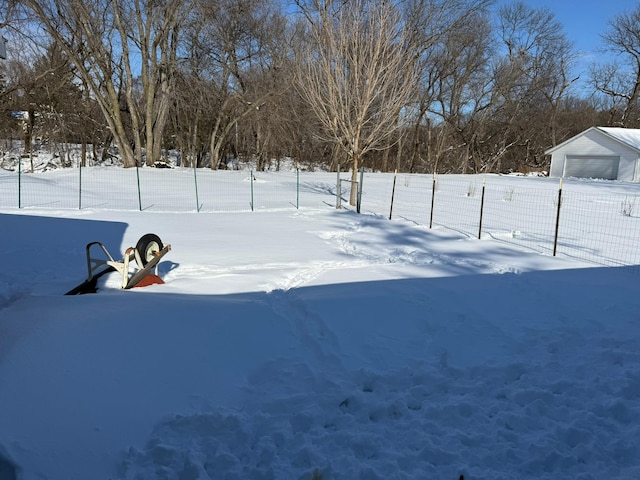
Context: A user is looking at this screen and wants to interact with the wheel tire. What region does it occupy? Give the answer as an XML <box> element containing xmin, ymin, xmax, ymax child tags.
<box><xmin>135</xmin><ymin>234</ymin><xmax>163</xmax><ymax>267</ymax></box>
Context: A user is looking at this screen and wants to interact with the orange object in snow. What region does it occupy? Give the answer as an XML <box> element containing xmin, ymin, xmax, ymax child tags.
<box><xmin>133</xmin><ymin>274</ymin><xmax>165</xmax><ymax>288</ymax></box>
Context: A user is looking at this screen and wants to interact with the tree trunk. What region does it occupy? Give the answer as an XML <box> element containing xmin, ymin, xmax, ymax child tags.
<box><xmin>349</xmin><ymin>152</ymin><xmax>359</xmax><ymax>206</ymax></box>
<box><xmin>210</xmin><ymin>130</ymin><xmax>225</xmax><ymax>170</ymax></box>
<box><xmin>147</xmin><ymin>68</ymin><xmax>173</xmax><ymax>165</ymax></box>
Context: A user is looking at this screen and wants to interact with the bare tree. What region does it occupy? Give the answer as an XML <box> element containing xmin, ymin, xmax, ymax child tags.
<box><xmin>112</xmin><ymin>0</ymin><xmax>190</xmax><ymax>165</ymax></box>
<box><xmin>19</xmin><ymin>0</ymin><xmax>191</xmax><ymax>167</ymax></box>
<box><xmin>375</xmin><ymin>0</ymin><xmax>492</xmax><ymax>174</ymax></box>
<box><xmin>480</xmin><ymin>1</ymin><xmax>575</xmax><ymax>172</ymax></box>
<box><xmin>187</xmin><ymin>0</ymin><xmax>280</xmax><ymax>169</ymax></box>
<box><xmin>29</xmin><ymin>42</ymin><xmax>89</xmax><ymax>161</ymax></box>
<box><xmin>296</xmin><ymin>0</ymin><xmax>418</xmax><ymax>204</ymax></box>
<box><xmin>170</xmin><ymin>72</ymin><xmax>214</xmax><ymax>167</ymax></box>
<box><xmin>423</xmin><ymin>9</ymin><xmax>494</xmax><ymax>173</ymax></box>
<box><xmin>592</xmin><ymin>4</ymin><xmax>640</xmax><ymax>127</ymax></box>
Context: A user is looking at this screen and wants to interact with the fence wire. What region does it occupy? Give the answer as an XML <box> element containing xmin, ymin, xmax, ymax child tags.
<box><xmin>358</xmin><ymin>172</ymin><xmax>640</xmax><ymax>268</ymax></box>
<box><xmin>2</xmin><ymin>167</ymin><xmax>639</xmax><ymax>268</ymax></box>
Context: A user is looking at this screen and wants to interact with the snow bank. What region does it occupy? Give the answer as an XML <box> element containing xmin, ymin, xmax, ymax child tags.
<box><xmin>1</xmin><ymin>192</ymin><xmax>639</xmax><ymax>479</ymax></box>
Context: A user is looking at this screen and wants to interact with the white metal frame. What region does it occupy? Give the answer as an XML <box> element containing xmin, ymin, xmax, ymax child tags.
<box><xmin>85</xmin><ymin>241</ymin><xmax>171</xmax><ymax>289</ymax></box>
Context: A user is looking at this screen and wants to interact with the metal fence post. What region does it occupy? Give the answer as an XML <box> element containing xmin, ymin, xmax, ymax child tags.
<box><xmin>193</xmin><ymin>164</ymin><xmax>200</xmax><ymax>212</ymax></box>
<box><xmin>136</xmin><ymin>166</ymin><xmax>142</xmax><ymax>211</ymax></box>
<box><xmin>478</xmin><ymin>176</ymin><xmax>486</xmax><ymax>239</ymax></box>
<box><xmin>250</xmin><ymin>169</ymin><xmax>254</xmax><ymax>211</ymax></box>
<box><xmin>336</xmin><ymin>164</ymin><xmax>341</xmax><ymax>209</ymax></box>
<box><xmin>429</xmin><ymin>172</ymin><xmax>436</xmax><ymax>228</ymax></box>
<box><xmin>389</xmin><ymin>169</ymin><xmax>397</xmax><ymax>220</ymax></box>
<box><xmin>18</xmin><ymin>157</ymin><xmax>22</xmax><ymax>208</ymax></box>
<box><xmin>79</xmin><ymin>162</ymin><xmax>82</xmax><ymax>210</ymax></box>
<box><xmin>553</xmin><ymin>178</ymin><xmax>563</xmax><ymax>256</ymax></box>
<box><xmin>357</xmin><ymin>166</ymin><xmax>364</xmax><ymax>213</ymax></box>
<box><xmin>296</xmin><ymin>168</ymin><xmax>300</xmax><ymax>209</ymax></box>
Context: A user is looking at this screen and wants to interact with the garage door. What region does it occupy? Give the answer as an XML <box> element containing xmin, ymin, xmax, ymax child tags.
<box><xmin>564</xmin><ymin>155</ymin><xmax>620</xmax><ymax>180</ymax></box>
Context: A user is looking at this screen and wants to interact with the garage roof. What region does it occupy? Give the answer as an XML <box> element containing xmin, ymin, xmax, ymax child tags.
<box><xmin>545</xmin><ymin>127</ymin><xmax>640</xmax><ymax>155</ymax></box>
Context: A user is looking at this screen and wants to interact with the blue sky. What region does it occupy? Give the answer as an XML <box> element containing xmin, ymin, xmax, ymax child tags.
<box><xmin>502</xmin><ymin>0</ymin><xmax>634</xmax><ymax>55</ymax></box>
<box><xmin>496</xmin><ymin>0</ymin><xmax>637</xmax><ymax>92</ymax></box>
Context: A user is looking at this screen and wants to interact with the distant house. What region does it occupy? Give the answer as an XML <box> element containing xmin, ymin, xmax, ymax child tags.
<box><xmin>546</xmin><ymin>127</ymin><xmax>640</xmax><ymax>182</ymax></box>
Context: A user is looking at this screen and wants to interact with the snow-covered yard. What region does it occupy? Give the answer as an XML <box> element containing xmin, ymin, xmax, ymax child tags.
<box><xmin>1</xmin><ymin>170</ymin><xmax>639</xmax><ymax>479</ymax></box>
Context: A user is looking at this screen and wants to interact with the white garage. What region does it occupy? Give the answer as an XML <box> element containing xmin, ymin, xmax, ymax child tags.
<box><xmin>546</xmin><ymin>127</ymin><xmax>640</xmax><ymax>182</ymax></box>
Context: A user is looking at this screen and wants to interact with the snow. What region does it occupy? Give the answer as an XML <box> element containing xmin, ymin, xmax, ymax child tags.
<box><xmin>1</xmin><ymin>170</ymin><xmax>640</xmax><ymax>480</ymax></box>
<box><xmin>598</xmin><ymin>127</ymin><xmax>640</xmax><ymax>153</ymax></box>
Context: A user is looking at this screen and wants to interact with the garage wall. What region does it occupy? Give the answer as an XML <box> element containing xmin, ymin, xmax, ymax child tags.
<box><xmin>549</xmin><ymin>128</ymin><xmax>640</xmax><ymax>181</ymax></box>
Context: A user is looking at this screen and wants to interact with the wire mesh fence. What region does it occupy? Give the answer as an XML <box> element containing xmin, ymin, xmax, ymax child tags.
<box><xmin>0</xmin><ymin>166</ymin><xmax>336</xmax><ymax>212</ymax></box>
<box><xmin>2</xmin><ymin>165</ymin><xmax>640</xmax><ymax>268</ymax></box>
<box><xmin>359</xmin><ymin>171</ymin><xmax>640</xmax><ymax>268</ymax></box>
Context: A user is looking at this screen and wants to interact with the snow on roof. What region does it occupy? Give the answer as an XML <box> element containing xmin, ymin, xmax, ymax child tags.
<box><xmin>597</xmin><ymin>127</ymin><xmax>640</xmax><ymax>152</ymax></box>
<box><xmin>545</xmin><ymin>126</ymin><xmax>640</xmax><ymax>155</ymax></box>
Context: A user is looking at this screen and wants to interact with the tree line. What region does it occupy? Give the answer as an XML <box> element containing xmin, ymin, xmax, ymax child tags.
<box><xmin>1</xmin><ymin>0</ymin><xmax>639</xmax><ymax>186</ymax></box>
